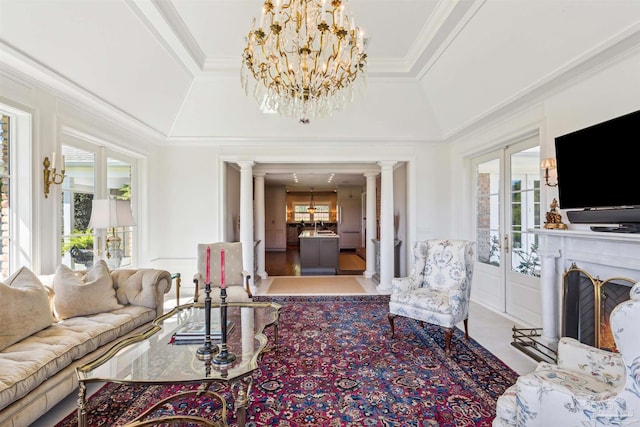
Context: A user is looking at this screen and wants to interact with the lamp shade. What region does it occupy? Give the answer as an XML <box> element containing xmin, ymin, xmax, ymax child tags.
<box><xmin>88</xmin><ymin>199</ymin><xmax>136</xmax><ymax>229</ymax></box>
<box><xmin>540</xmin><ymin>158</ymin><xmax>556</xmax><ymax>170</ymax></box>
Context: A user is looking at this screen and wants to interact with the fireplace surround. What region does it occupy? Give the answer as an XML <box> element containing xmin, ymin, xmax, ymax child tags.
<box><xmin>514</xmin><ymin>228</ymin><xmax>640</xmax><ymax>362</ymax></box>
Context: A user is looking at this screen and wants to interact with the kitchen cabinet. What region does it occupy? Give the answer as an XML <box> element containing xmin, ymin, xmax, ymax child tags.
<box><xmin>337</xmin><ymin>186</ymin><xmax>362</xmax><ymax>249</ymax></box>
<box><xmin>265</xmin><ymin>186</ymin><xmax>286</xmax><ymax>250</ymax></box>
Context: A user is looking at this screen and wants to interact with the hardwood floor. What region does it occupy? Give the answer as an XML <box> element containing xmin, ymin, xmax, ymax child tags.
<box><xmin>265</xmin><ymin>246</ymin><xmax>366</xmax><ymax>276</ymax></box>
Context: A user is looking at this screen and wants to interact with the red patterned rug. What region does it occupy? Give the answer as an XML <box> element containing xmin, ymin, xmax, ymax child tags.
<box><xmin>54</xmin><ymin>295</ymin><xmax>518</xmax><ymax>426</ymax></box>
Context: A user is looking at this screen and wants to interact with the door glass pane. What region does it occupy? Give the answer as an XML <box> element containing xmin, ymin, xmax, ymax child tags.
<box><xmin>510</xmin><ymin>147</ymin><xmax>541</xmax><ymax>277</ymax></box>
<box><xmin>107</xmin><ymin>157</ymin><xmax>133</xmax><ymax>268</ymax></box>
<box><xmin>0</xmin><ymin>115</ymin><xmax>10</xmax><ymax>277</ymax></box>
<box><xmin>61</xmin><ymin>145</ymin><xmax>95</xmax><ymax>269</ymax></box>
<box><xmin>476</xmin><ymin>158</ymin><xmax>500</xmax><ymax>266</ymax></box>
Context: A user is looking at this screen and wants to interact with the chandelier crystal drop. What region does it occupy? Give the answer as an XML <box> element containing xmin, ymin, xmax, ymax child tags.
<box><xmin>241</xmin><ymin>0</ymin><xmax>368</xmax><ymax>124</ymax></box>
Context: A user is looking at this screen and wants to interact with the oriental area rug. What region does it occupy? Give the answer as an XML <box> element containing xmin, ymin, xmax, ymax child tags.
<box><xmin>54</xmin><ymin>296</ymin><xmax>518</xmax><ymax>427</ymax></box>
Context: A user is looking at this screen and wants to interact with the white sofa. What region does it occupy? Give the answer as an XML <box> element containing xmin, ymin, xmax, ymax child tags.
<box><xmin>0</xmin><ymin>261</ymin><xmax>173</xmax><ymax>427</ymax></box>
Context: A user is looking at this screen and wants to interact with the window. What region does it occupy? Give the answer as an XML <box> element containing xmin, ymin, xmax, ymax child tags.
<box><xmin>61</xmin><ymin>146</ymin><xmax>95</xmax><ymax>270</ymax></box>
<box><xmin>107</xmin><ymin>157</ymin><xmax>133</xmax><ymax>267</ymax></box>
<box><xmin>60</xmin><ymin>141</ymin><xmax>137</xmax><ymax>270</ymax></box>
<box><xmin>312</xmin><ymin>204</ymin><xmax>330</xmax><ymax>222</ymax></box>
<box><xmin>293</xmin><ymin>203</ymin><xmax>330</xmax><ymax>222</ymax></box>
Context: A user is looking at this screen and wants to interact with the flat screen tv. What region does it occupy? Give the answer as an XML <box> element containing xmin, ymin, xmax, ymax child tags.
<box><xmin>555</xmin><ymin>109</ymin><xmax>640</xmax><ymax>211</ymax></box>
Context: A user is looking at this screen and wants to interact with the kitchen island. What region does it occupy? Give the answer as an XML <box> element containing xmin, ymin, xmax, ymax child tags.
<box><xmin>298</xmin><ymin>230</ymin><xmax>339</xmax><ymax>275</ymax></box>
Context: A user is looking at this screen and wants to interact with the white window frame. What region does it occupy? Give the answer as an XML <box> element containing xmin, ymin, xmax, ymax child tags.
<box><xmin>59</xmin><ymin>127</ymin><xmax>140</xmax><ymax>268</ymax></box>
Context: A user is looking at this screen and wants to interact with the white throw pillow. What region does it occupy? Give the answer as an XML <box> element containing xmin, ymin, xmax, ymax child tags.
<box><xmin>53</xmin><ymin>260</ymin><xmax>123</xmax><ymax>319</ymax></box>
<box><xmin>0</xmin><ymin>267</ymin><xmax>55</xmax><ymax>351</ymax></box>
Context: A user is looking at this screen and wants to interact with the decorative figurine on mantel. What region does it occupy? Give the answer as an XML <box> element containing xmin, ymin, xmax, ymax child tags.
<box><xmin>544</xmin><ymin>198</ymin><xmax>568</xmax><ymax>230</ymax></box>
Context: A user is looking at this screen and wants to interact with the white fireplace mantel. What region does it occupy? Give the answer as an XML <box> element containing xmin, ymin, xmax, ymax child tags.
<box><xmin>533</xmin><ymin>228</ymin><xmax>640</xmax><ymax>342</ymax></box>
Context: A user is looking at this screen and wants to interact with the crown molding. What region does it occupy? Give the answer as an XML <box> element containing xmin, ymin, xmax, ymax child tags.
<box><xmin>146</xmin><ymin>0</ymin><xmax>206</xmax><ymax>70</ymax></box>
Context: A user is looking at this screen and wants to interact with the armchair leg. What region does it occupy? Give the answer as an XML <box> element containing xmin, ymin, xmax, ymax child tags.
<box><xmin>444</xmin><ymin>328</ymin><xmax>453</xmax><ymax>354</ymax></box>
<box><xmin>463</xmin><ymin>318</ymin><xmax>469</xmax><ymax>340</ymax></box>
<box><xmin>388</xmin><ymin>313</ymin><xmax>396</xmax><ymax>338</ymax></box>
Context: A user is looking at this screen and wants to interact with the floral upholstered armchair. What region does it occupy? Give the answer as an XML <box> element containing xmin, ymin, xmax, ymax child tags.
<box><xmin>388</xmin><ymin>239</ymin><xmax>475</xmax><ymax>354</ymax></box>
<box><xmin>493</xmin><ymin>282</ymin><xmax>640</xmax><ymax>426</ymax></box>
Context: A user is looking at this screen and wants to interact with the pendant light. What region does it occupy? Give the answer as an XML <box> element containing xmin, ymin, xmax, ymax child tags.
<box><xmin>307</xmin><ymin>188</ymin><xmax>316</xmax><ymax>214</ymax></box>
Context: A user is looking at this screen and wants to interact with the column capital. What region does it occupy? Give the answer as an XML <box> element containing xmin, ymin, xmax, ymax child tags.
<box><xmin>377</xmin><ymin>160</ymin><xmax>397</xmax><ymax>170</ymax></box>
<box><xmin>236</xmin><ymin>160</ymin><xmax>255</xmax><ymax>170</ymax></box>
<box><xmin>254</xmin><ymin>172</ymin><xmax>266</xmax><ymax>178</ymax></box>
<box><xmin>364</xmin><ymin>172</ymin><xmax>379</xmax><ymax>179</ymax></box>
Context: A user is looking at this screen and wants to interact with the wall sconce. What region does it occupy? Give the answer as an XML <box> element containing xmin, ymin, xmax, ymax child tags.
<box><xmin>540</xmin><ymin>157</ymin><xmax>558</xmax><ymax>187</ymax></box>
<box><xmin>43</xmin><ymin>152</ymin><xmax>65</xmax><ymax>198</ymax></box>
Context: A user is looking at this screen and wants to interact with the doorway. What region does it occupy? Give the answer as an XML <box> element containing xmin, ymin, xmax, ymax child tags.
<box><xmin>471</xmin><ymin>135</ymin><xmax>542</xmax><ymax>326</ymax></box>
<box><xmin>265</xmin><ymin>249</ymin><xmax>366</xmax><ymax>276</ymax></box>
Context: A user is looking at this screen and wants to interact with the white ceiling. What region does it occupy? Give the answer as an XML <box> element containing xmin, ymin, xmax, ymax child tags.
<box><xmin>1</xmin><ymin>0</ymin><xmax>640</xmax><ymax>188</ymax></box>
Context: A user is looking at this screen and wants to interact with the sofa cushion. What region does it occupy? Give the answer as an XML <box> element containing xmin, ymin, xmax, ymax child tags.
<box><xmin>53</xmin><ymin>260</ymin><xmax>123</xmax><ymax>319</ymax></box>
<box><xmin>0</xmin><ymin>305</ymin><xmax>156</xmax><ymax>413</ymax></box>
<box><xmin>0</xmin><ymin>267</ymin><xmax>55</xmax><ymax>352</ymax></box>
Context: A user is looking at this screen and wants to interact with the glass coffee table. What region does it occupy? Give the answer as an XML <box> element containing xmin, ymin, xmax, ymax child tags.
<box><xmin>76</xmin><ymin>301</ymin><xmax>281</xmax><ymax>427</ymax></box>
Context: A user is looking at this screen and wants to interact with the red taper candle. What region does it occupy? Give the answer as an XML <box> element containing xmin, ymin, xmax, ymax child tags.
<box><xmin>205</xmin><ymin>246</ymin><xmax>211</xmax><ymax>283</ymax></box>
<box><xmin>221</xmin><ymin>249</ymin><xmax>225</xmax><ymax>289</ymax></box>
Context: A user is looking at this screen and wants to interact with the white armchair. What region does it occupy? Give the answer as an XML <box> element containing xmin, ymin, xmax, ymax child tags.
<box><xmin>388</xmin><ymin>239</ymin><xmax>475</xmax><ymax>354</ymax></box>
<box><xmin>493</xmin><ymin>282</ymin><xmax>640</xmax><ymax>426</ymax></box>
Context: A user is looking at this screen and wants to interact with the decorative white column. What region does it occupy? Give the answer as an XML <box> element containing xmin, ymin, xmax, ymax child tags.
<box><xmin>237</xmin><ymin>161</ymin><xmax>255</xmax><ymax>291</ymax></box>
<box><xmin>254</xmin><ymin>172</ymin><xmax>267</xmax><ymax>280</ymax></box>
<box><xmin>364</xmin><ymin>172</ymin><xmax>378</xmax><ymax>278</ymax></box>
<box><xmin>539</xmin><ymin>247</ymin><xmax>561</xmax><ymax>341</ymax></box>
<box><xmin>378</xmin><ymin>161</ymin><xmax>396</xmax><ymax>291</ymax></box>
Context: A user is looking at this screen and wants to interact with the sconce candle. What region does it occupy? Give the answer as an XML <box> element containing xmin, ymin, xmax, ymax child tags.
<box><xmin>205</xmin><ymin>246</ymin><xmax>211</xmax><ymax>283</ymax></box>
<box><xmin>220</xmin><ymin>249</ymin><xmax>225</xmax><ymax>289</ymax></box>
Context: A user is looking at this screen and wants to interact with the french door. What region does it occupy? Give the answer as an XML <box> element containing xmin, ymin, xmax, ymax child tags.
<box><xmin>472</xmin><ymin>135</ymin><xmax>542</xmax><ymax>326</ymax></box>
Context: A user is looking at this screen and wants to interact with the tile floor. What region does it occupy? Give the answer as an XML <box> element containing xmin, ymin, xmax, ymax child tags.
<box><xmin>30</xmin><ymin>276</ymin><xmax>538</xmax><ymax>426</ymax></box>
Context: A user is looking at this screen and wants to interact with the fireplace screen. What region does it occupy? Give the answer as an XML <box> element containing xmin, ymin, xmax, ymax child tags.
<box><xmin>562</xmin><ymin>263</ymin><xmax>635</xmax><ymax>352</ymax></box>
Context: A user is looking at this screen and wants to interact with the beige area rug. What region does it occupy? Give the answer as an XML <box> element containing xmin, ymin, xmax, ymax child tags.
<box><xmin>266</xmin><ymin>276</ymin><xmax>366</xmax><ymax>295</ymax></box>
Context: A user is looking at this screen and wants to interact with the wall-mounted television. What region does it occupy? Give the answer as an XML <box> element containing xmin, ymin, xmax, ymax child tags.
<box><xmin>554</xmin><ymin>109</ymin><xmax>640</xmax><ymax>229</ymax></box>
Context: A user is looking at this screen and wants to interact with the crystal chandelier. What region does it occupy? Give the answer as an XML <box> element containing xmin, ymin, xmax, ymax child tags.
<box><xmin>241</xmin><ymin>0</ymin><xmax>367</xmax><ymax>124</ymax></box>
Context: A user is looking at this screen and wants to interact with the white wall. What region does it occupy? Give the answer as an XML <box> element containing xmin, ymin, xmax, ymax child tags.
<box><xmin>150</xmin><ymin>141</ymin><xmax>452</xmax><ymax>281</ymax></box>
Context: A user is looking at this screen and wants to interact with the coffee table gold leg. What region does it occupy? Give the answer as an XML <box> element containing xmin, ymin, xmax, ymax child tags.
<box><xmin>77</xmin><ymin>381</ymin><xmax>87</xmax><ymax>427</ymax></box>
<box><xmin>231</xmin><ymin>376</ymin><xmax>253</xmax><ymax>427</ymax></box>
